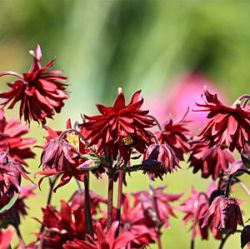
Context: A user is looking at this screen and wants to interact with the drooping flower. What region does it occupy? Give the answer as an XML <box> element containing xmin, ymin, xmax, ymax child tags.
<box><xmin>202</xmin><ymin>196</ymin><xmax>243</xmax><ymax>234</ymax></box>
<box><xmin>196</xmin><ymin>88</ymin><xmax>250</xmax><ymax>152</ymax></box>
<box><xmin>39</xmin><ymin>200</ymin><xmax>85</xmax><ymax>248</ymax></box>
<box><xmin>157</xmin><ymin>118</ymin><xmax>191</xmax><ymax>161</ymax></box>
<box><xmin>189</xmin><ymin>140</ymin><xmax>235</xmax><ymax>180</ymax></box>
<box><xmin>0</xmin><ymin>109</ymin><xmax>36</xmax><ymax>165</ymax></box>
<box><xmin>82</xmin><ymin>89</ymin><xmax>155</xmax><ymax>161</ymax></box>
<box><xmin>0</xmin><ymin>185</ymin><xmax>36</xmax><ymax>227</ymax></box>
<box><xmin>143</xmin><ymin>144</ymin><xmax>179</xmax><ymax>179</ymax></box>
<box><xmin>178</xmin><ymin>182</ymin><xmax>220</xmax><ymax>240</ymax></box>
<box><xmin>0</xmin><ymin>151</ymin><xmax>27</xmax><ymax>209</ymax></box>
<box><xmin>81</xmin><ymin>222</ymin><xmax>135</xmax><ymax>249</ymax></box>
<box><xmin>133</xmin><ymin>186</ymin><xmax>182</xmax><ymax>228</ymax></box>
<box><xmin>38</xmin><ymin>120</ymin><xmax>93</xmax><ymax>191</ymax></box>
<box><xmin>0</xmin><ymin>228</ymin><xmax>14</xmax><ymax>249</ymax></box>
<box><xmin>0</xmin><ymin>44</ymin><xmax>68</xmax><ymax>124</ymax></box>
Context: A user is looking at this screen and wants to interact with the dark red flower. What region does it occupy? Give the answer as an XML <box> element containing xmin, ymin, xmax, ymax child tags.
<box><xmin>189</xmin><ymin>140</ymin><xmax>235</xmax><ymax>180</ymax></box>
<box><xmin>82</xmin><ymin>89</ymin><xmax>155</xmax><ymax>161</ymax></box>
<box><xmin>133</xmin><ymin>186</ymin><xmax>182</xmax><ymax>228</ymax></box>
<box><xmin>119</xmin><ymin>194</ymin><xmax>156</xmax><ymax>248</ymax></box>
<box><xmin>143</xmin><ymin>144</ymin><xmax>179</xmax><ymax>179</ymax></box>
<box><xmin>0</xmin><ymin>151</ymin><xmax>27</xmax><ymax>209</ymax></box>
<box><xmin>0</xmin><ymin>44</ymin><xmax>68</xmax><ymax>124</ymax></box>
<box><xmin>0</xmin><ymin>185</ymin><xmax>36</xmax><ymax>227</ymax></box>
<box><xmin>202</xmin><ymin>196</ymin><xmax>243</xmax><ymax>234</ymax></box>
<box><xmin>81</xmin><ymin>222</ymin><xmax>135</xmax><ymax>249</ymax></box>
<box><xmin>0</xmin><ymin>228</ymin><xmax>13</xmax><ymax>249</ymax></box>
<box><xmin>0</xmin><ymin>110</ymin><xmax>36</xmax><ymax>165</ymax></box>
<box><xmin>157</xmin><ymin>118</ymin><xmax>191</xmax><ymax>160</ymax></box>
<box><xmin>38</xmin><ymin>121</ymin><xmax>93</xmax><ymax>191</ymax></box>
<box><xmin>196</xmin><ymin>89</ymin><xmax>250</xmax><ymax>152</ymax></box>
<box><xmin>178</xmin><ymin>182</ymin><xmax>220</xmax><ymax>240</ymax></box>
<box><xmin>40</xmin><ymin>200</ymin><xmax>85</xmax><ymax>248</ymax></box>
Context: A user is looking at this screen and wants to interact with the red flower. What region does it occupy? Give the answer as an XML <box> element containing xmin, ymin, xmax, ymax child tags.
<box><xmin>196</xmin><ymin>89</ymin><xmax>250</xmax><ymax>152</ymax></box>
<box><xmin>0</xmin><ymin>151</ymin><xmax>27</xmax><ymax>209</ymax></box>
<box><xmin>81</xmin><ymin>222</ymin><xmax>135</xmax><ymax>249</ymax></box>
<box><xmin>189</xmin><ymin>140</ymin><xmax>235</xmax><ymax>180</ymax></box>
<box><xmin>38</xmin><ymin>121</ymin><xmax>92</xmax><ymax>191</ymax></box>
<box><xmin>0</xmin><ymin>228</ymin><xmax>13</xmax><ymax>249</ymax></box>
<box><xmin>82</xmin><ymin>89</ymin><xmax>155</xmax><ymax>161</ymax></box>
<box><xmin>40</xmin><ymin>200</ymin><xmax>85</xmax><ymax>248</ymax></box>
<box><xmin>120</xmin><ymin>194</ymin><xmax>156</xmax><ymax>248</ymax></box>
<box><xmin>0</xmin><ymin>44</ymin><xmax>68</xmax><ymax>124</ymax></box>
<box><xmin>0</xmin><ymin>185</ymin><xmax>36</xmax><ymax>227</ymax></box>
<box><xmin>133</xmin><ymin>186</ymin><xmax>182</xmax><ymax>228</ymax></box>
<box><xmin>0</xmin><ymin>110</ymin><xmax>36</xmax><ymax>165</ymax></box>
<box><xmin>178</xmin><ymin>182</ymin><xmax>220</xmax><ymax>240</ymax></box>
<box><xmin>143</xmin><ymin>144</ymin><xmax>179</xmax><ymax>179</ymax></box>
<box><xmin>202</xmin><ymin>196</ymin><xmax>243</xmax><ymax>234</ymax></box>
<box><xmin>157</xmin><ymin>118</ymin><xmax>191</xmax><ymax>161</ymax></box>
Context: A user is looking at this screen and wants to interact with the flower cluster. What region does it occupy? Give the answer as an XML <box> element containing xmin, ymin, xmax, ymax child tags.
<box><xmin>0</xmin><ymin>45</ymin><xmax>249</xmax><ymax>249</ymax></box>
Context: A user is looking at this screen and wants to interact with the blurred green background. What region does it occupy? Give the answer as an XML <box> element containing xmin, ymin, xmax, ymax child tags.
<box><xmin>0</xmin><ymin>1</ymin><xmax>250</xmax><ymax>248</ymax></box>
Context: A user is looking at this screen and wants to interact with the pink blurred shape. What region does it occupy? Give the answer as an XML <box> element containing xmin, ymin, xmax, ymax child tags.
<box><xmin>145</xmin><ymin>72</ymin><xmax>226</xmax><ymax>134</ymax></box>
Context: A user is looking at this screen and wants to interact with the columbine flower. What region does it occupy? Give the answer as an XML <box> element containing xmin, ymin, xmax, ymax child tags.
<box><xmin>196</xmin><ymin>88</ymin><xmax>250</xmax><ymax>152</ymax></box>
<box><xmin>81</xmin><ymin>222</ymin><xmax>135</xmax><ymax>249</ymax></box>
<box><xmin>120</xmin><ymin>194</ymin><xmax>157</xmax><ymax>248</ymax></box>
<box><xmin>0</xmin><ymin>110</ymin><xmax>36</xmax><ymax>165</ymax></box>
<box><xmin>82</xmin><ymin>89</ymin><xmax>155</xmax><ymax>161</ymax></box>
<box><xmin>178</xmin><ymin>182</ymin><xmax>221</xmax><ymax>240</ymax></box>
<box><xmin>202</xmin><ymin>196</ymin><xmax>243</xmax><ymax>234</ymax></box>
<box><xmin>39</xmin><ymin>200</ymin><xmax>85</xmax><ymax>248</ymax></box>
<box><xmin>143</xmin><ymin>144</ymin><xmax>179</xmax><ymax>179</ymax></box>
<box><xmin>133</xmin><ymin>186</ymin><xmax>182</xmax><ymax>228</ymax></box>
<box><xmin>157</xmin><ymin>118</ymin><xmax>191</xmax><ymax>161</ymax></box>
<box><xmin>189</xmin><ymin>140</ymin><xmax>235</xmax><ymax>180</ymax></box>
<box><xmin>0</xmin><ymin>151</ymin><xmax>26</xmax><ymax>209</ymax></box>
<box><xmin>0</xmin><ymin>185</ymin><xmax>36</xmax><ymax>227</ymax></box>
<box><xmin>0</xmin><ymin>44</ymin><xmax>68</xmax><ymax>124</ymax></box>
<box><xmin>38</xmin><ymin>120</ymin><xmax>93</xmax><ymax>191</ymax></box>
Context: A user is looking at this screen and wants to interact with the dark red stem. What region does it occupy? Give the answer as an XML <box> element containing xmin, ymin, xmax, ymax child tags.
<box><xmin>84</xmin><ymin>172</ymin><xmax>94</xmax><ymax>236</ymax></box>
<box><xmin>115</xmin><ymin>171</ymin><xmax>124</xmax><ymax>236</ymax></box>
<box><xmin>107</xmin><ymin>172</ymin><xmax>114</xmax><ymax>229</ymax></box>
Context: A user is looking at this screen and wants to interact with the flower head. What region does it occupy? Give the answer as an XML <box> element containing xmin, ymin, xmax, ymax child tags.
<box><xmin>133</xmin><ymin>186</ymin><xmax>182</xmax><ymax>228</ymax></box>
<box><xmin>40</xmin><ymin>200</ymin><xmax>85</xmax><ymax>248</ymax></box>
<box><xmin>143</xmin><ymin>144</ymin><xmax>179</xmax><ymax>179</ymax></box>
<box><xmin>202</xmin><ymin>196</ymin><xmax>243</xmax><ymax>234</ymax></box>
<box><xmin>82</xmin><ymin>89</ymin><xmax>155</xmax><ymax>161</ymax></box>
<box><xmin>0</xmin><ymin>110</ymin><xmax>36</xmax><ymax>165</ymax></box>
<box><xmin>197</xmin><ymin>89</ymin><xmax>250</xmax><ymax>152</ymax></box>
<box><xmin>0</xmin><ymin>45</ymin><xmax>68</xmax><ymax>124</ymax></box>
<box><xmin>157</xmin><ymin>118</ymin><xmax>191</xmax><ymax>161</ymax></box>
<box><xmin>178</xmin><ymin>182</ymin><xmax>221</xmax><ymax>240</ymax></box>
<box><xmin>0</xmin><ymin>151</ymin><xmax>26</xmax><ymax>208</ymax></box>
<box><xmin>189</xmin><ymin>140</ymin><xmax>235</xmax><ymax>180</ymax></box>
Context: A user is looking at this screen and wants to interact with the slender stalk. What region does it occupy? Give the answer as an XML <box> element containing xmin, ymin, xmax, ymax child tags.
<box><xmin>147</xmin><ymin>115</ymin><xmax>162</xmax><ymax>131</ymax></box>
<box><xmin>190</xmin><ymin>239</ymin><xmax>195</xmax><ymax>249</ymax></box>
<box><xmin>115</xmin><ymin>171</ymin><xmax>125</xmax><ymax>237</ymax></box>
<box><xmin>107</xmin><ymin>172</ymin><xmax>114</xmax><ymax>229</ymax></box>
<box><xmin>156</xmin><ymin>231</ymin><xmax>163</xmax><ymax>249</ymax></box>
<box><xmin>218</xmin><ymin>234</ymin><xmax>230</xmax><ymax>249</ymax></box>
<box><xmin>83</xmin><ymin>172</ymin><xmax>94</xmax><ymax>236</ymax></box>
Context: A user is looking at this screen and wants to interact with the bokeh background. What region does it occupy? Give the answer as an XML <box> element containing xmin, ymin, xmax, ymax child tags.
<box><xmin>0</xmin><ymin>1</ymin><xmax>250</xmax><ymax>248</ymax></box>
